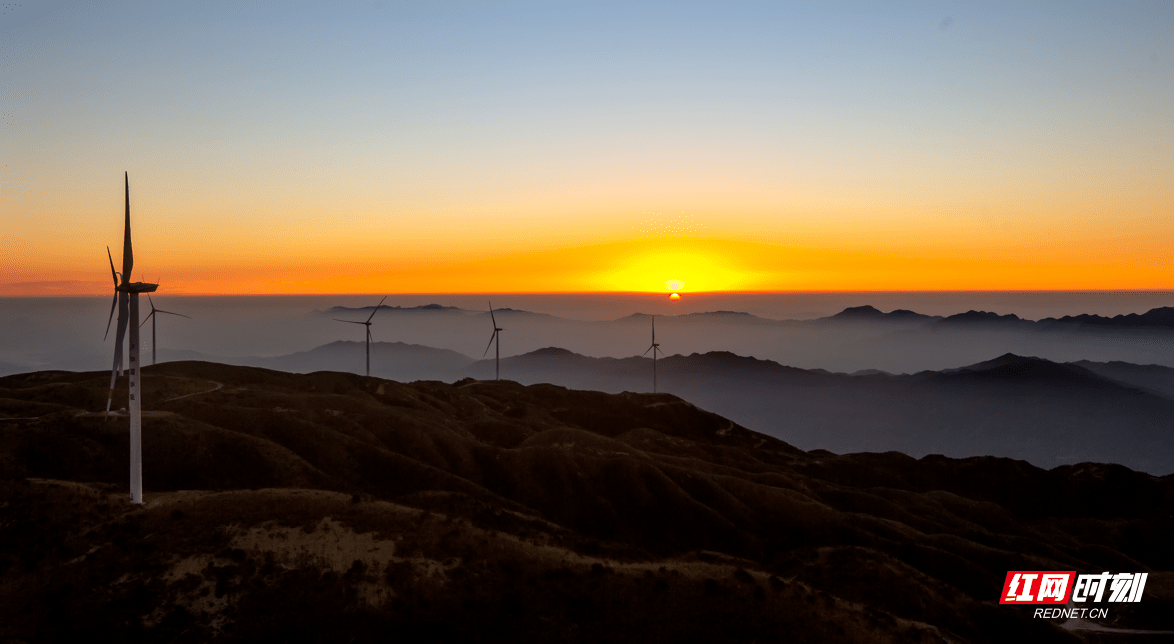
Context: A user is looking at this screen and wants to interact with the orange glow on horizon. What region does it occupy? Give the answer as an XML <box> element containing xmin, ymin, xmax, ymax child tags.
<box><xmin>3</xmin><ymin>235</ymin><xmax>1172</xmax><ymax>296</ymax></box>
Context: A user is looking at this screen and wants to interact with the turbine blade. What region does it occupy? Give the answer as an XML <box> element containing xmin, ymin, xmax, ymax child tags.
<box><xmin>115</xmin><ymin>291</ymin><xmax>129</xmax><ymax>344</ymax></box>
<box><xmin>488</xmin><ymin>301</ymin><xmax>496</xmax><ymax>327</ymax></box>
<box><xmin>156</xmin><ymin>310</ymin><xmax>190</xmax><ymax>319</ymax></box>
<box><xmin>366</xmin><ymin>295</ymin><xmax>387</xmax><ymax>323</ymax></box>
<box><xmin>107</xmin><ymin>247</ymin><xmax>119</xmax><ymax>286</ymax></box>
<box><xmin>642</xmin><ymin>345</ymin><xmax>654</xmax><ymax>357</ymax></box>
<box><xmin>483</xmin><ymin>331</ymin><xmax>497</xmax><ymax>356</ymax></box>
<box><xmin>111</xmin><ymin>291</ymin><xmax>129</xmax><ymax>379</ymax></box>
<box><xmin>103</xmin><ymin>293</ymin><xmax>118</xmax><ymax>340</ymax></box>
<box><xmin>140</xmin><ymin>310</ymin><xmax>155</xmax><ymax>327</ymax></box>
<box><xmin>334</xmin><ymin>319</ymin><xmax>367</xmax><ymax>325</ymax></box>
<box><xmin>122</xmin><ymin>172</ymin><xmax>133</xmax><ymax>280</ymax></box>
<box><xmin>147</xmin><ymin>293</ymin><xmax>155</xmax><ymax>312</ymax></box>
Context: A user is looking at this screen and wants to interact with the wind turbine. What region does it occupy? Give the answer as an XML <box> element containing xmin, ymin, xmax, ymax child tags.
<box><xmin>642</xmin><ymin>314</ymin><xmax>664</xmax><ymax>393</ymax></box>
<box><xmin>140</xmin><ymin>294</ymin><xmax>190</xmax><ymax>366</ymax></box>
<box><xmin>483</xmin><ymin>301</ymin><xmax>503</xmax><ymax>380</ymax></box>
<box><xmin>334</xmin><ymin>296</ymin><xmax>386</xmax><ymax>377</ymax></box>
<box><xmin>103</xmin><ymin>172</ymin><xmax>157</xmax><ymax>505</ymax></box>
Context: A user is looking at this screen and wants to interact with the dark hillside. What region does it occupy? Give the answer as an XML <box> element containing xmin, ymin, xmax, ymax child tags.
<box><xmin>1</xmin><ymin>362</ymin><xmax>1171</xmax><ymax>642</ymax></box>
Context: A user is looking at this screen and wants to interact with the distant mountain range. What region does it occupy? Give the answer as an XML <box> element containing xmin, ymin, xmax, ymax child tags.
<box><xmin>462</xmin><ymin>349</ymin><xmax>1174</xmax><ymax>475</ymax></box>
<box><xmin>825</xmin><ymin>304</ymin><xmax>1174</xmax><ymax>330</ymax></box>
<box><xmin>241</xmin><ymin>340</ymin><xmax>474</xmax><ymax>382</ymax></box>
<box><xmin>327</xmin><ymin>303</ymin><xmax>558</xmax><ymax>319</ymax></box>
<box><xmin>6</xmin><ymin>302</ymin><xmax>1171</xmax><ymax>380</ymax></box>
<box><xmin>3</xmin><ymin>303</ymin><xmax>1172</xmax><ymax>473</ymax></box>
<box><xmin>124</xmin><ymin>338</ymin><xmax>1174</xmax><ymax>475</ymax></box>
<box><xmin>327</xmin><ymin>301</ymin><xmax>1174</xmax><ymax>330</ymax></box>
<box><xmin>326</xmin><ymin>303</ymin><xmax>466</xmax><ymax>314</ymax></box>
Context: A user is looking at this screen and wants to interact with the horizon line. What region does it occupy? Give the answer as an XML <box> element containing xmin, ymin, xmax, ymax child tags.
<box><xmin>6</xmin><ymin>288</ymin><xmax>1174</xmax><ymax>298</ymax></box>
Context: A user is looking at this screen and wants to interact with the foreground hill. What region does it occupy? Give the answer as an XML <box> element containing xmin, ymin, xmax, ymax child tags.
<box><xmin>1</xmin><ymin>362</ymin><xmax>1172</xmax><ymax>642</ymax></box>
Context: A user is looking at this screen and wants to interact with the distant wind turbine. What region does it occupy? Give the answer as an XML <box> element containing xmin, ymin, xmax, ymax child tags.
<box><xmin>140</xmin><ymin>294</ymin><xmax>190</xmax><ymax>366</ymax></box>
<box><xmin>642</xmin><ymin>314</ymin><xmax>664</xmax><ymax>393</ymax></box>
<box><xmin>334</xmin><ymin>296</ymin><xmax>386</xmax><ymax>377</ymax></box>
<box><xmin>484</xmin><ymin>301</ymin><xmax>503</xmax><ymax>380</ymax></box>
<box><xmin>103</xmin><ymin>172</ymin><xmax>158</xmax><ymax>505</ymax></box>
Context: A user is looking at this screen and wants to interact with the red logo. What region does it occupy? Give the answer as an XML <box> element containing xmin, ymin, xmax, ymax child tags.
<box><xmin>999</xmin><ymin>571</ymin><xmax>1076</xmax><ymax>604</ymax></box>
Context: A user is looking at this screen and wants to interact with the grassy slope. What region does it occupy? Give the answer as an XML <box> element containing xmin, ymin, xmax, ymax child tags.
<box><xmin>1</xmin><ymin>362</ymin><xmax>1171</xmax><ymax>643</ymax></box>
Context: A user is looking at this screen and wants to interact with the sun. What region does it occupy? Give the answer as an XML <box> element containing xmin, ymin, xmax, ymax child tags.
<box><xmin>669</xmin><ymin>293</ymin><xmax>681</xmax><ymax>300</ymax></box>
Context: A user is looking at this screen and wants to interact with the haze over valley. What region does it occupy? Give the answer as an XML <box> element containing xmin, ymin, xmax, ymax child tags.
<box><xmin>6</xmin><ymin>293</ymin><xmax>1174</xmax><ymax>375</ymax></box>
<box><xmin>4</xmin><ymin>294</ymin><xmax>1173</xmax><ymax>474</ymax></box>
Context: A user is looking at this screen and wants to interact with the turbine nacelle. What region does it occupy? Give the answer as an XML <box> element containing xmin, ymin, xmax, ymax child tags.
<box><xmin>140</xmin><ymin>294</ymin><xmax>191</xmax><ymax>367</ymax></box>
<box><xmin>141</xmin><ymin>294</ymin><xmax>191</xmax><ymax>327</ymax></box>
<box><xmin>484</xmin><ymin>302</ymin><xmax>504</xmax><ymax>379</ymax></box>
<box><xmin>333</xmin><ymin>296</ymin><xmax>387</xmax><ymax>377</ymax></box>
<box><xmin>642</xmin><ymin>314</ymin><xmax>664</xmax><ymax>393</ymax></box>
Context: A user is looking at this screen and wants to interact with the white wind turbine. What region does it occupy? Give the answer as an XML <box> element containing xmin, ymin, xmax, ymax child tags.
<box><xmin>103</xmin><ymin>172</ymin><xmax>157</xmax><ymax>505</ymax></box>
<box><xmin>334</xmin><ymin>295</ymin><xmax>387</xmax><ymax>377</ymax></box>
<box><xmin>483</xmin><ymin>301</ymin><xmax>503</xmax><ymax>380</ymax></box>
<box><xmin>140</xmin><ymin>294</ymin><xmax>190</xmax><ymax>366</ymax></box>
<box><xmin>642</xmin><ymin>314</ymin><xmax>664</xmax><ymax>393</ymax></box>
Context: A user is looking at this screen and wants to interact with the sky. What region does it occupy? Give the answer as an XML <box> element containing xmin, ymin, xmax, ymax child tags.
<box><xmin>1</xmin><ymin>0</ymin><xmax>1172</xmax><ymax>295</ymax></box>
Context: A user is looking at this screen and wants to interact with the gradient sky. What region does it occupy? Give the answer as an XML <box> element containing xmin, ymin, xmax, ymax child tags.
<box><xmin>2</xmin><ymin>0</ymin><xmax>1172</xmax><ymax>295</ymax></box>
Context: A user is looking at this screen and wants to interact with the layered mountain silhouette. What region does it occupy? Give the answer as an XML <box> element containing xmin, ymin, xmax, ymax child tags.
<box><xmin>183</xmin><ymin>339</ymin><xmax>1174</xmax><ymax>475</ymax></box>
<box><xmin>823</xmin><ymin>305</ymin><xmax>937</xmax><ymax>322</ymax></box>
<box><xmin>8</xmin><ymin>303</ymin><xmax>1171</xmax><ymax>378</ymax></box>
<box><xmin>1073</xmin><ymin>359</ymin><xmax>1174</xmax><ymax>400</ymax></box>
<box><xmin>1</xmin><ymin>362</ymin><xmax>1171</xmax><ymax>641</ymax></box>
<box><xmin>312</xmin><ymin>303</ymin><xmax>1174</xmax><ymax>375</ymax></box>
<box><xmin>242</xmin><ymin>340</ymin><xmax>475</xmax><ymax>382</ymax></box>
<box><xmin>821</xmin><ymin>305</ymin><xmax>1174</xmax><ymax>330</ymax></box>
<box><xmin>1041</xmin><ymin>307</ymin><xmax>1174</xmax><ymax>330</ymax></box>
<box><xmin>477</xmin><ymin>350</ymin><xmax>1174</xmax><ymax>475</ymax></box>
<box><xmin>327</xmin><ymin>303</ymin><xmax>1174</xmax><ymax>331</ymax></box>
<box><xmin>326</xmin><ymin>303</ymin><xmax>466</xmax><ymax>314</ymax></box>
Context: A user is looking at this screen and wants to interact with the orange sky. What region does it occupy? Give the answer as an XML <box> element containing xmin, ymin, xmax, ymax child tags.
<box><xmin>2</xmin><ymin>2</ymin><xmax>1172</xmax><ymax>296</ymax></box>
<box><xmin>3</xmin><ymin>228</ymin><xmax>1169</xmax><ymax>296</ymax></box>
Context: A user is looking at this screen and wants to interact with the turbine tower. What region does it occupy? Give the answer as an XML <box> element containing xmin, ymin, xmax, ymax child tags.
<box><xmin>334</xmin><ymin>296</ymin><xmax>386</xmax><ymax>377</ymax></box>
<box><xmin>103</xmin><ymin>172</ymin><xmax>158</xmax><ymax>505</ymax></box>
<box><xmin>642</xmin><ymin>314</ymin><xmax>664</xmax><ymax>393</ymax></box>
<box><xmin>483</xmin><ymin>301</ymin><xmax>503</xmax><ymax>380</ymax></box>
<box><xmin>140</xmin><ymin>294</ymin><xmax>190</xmax><ymax>366</ymax></box>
